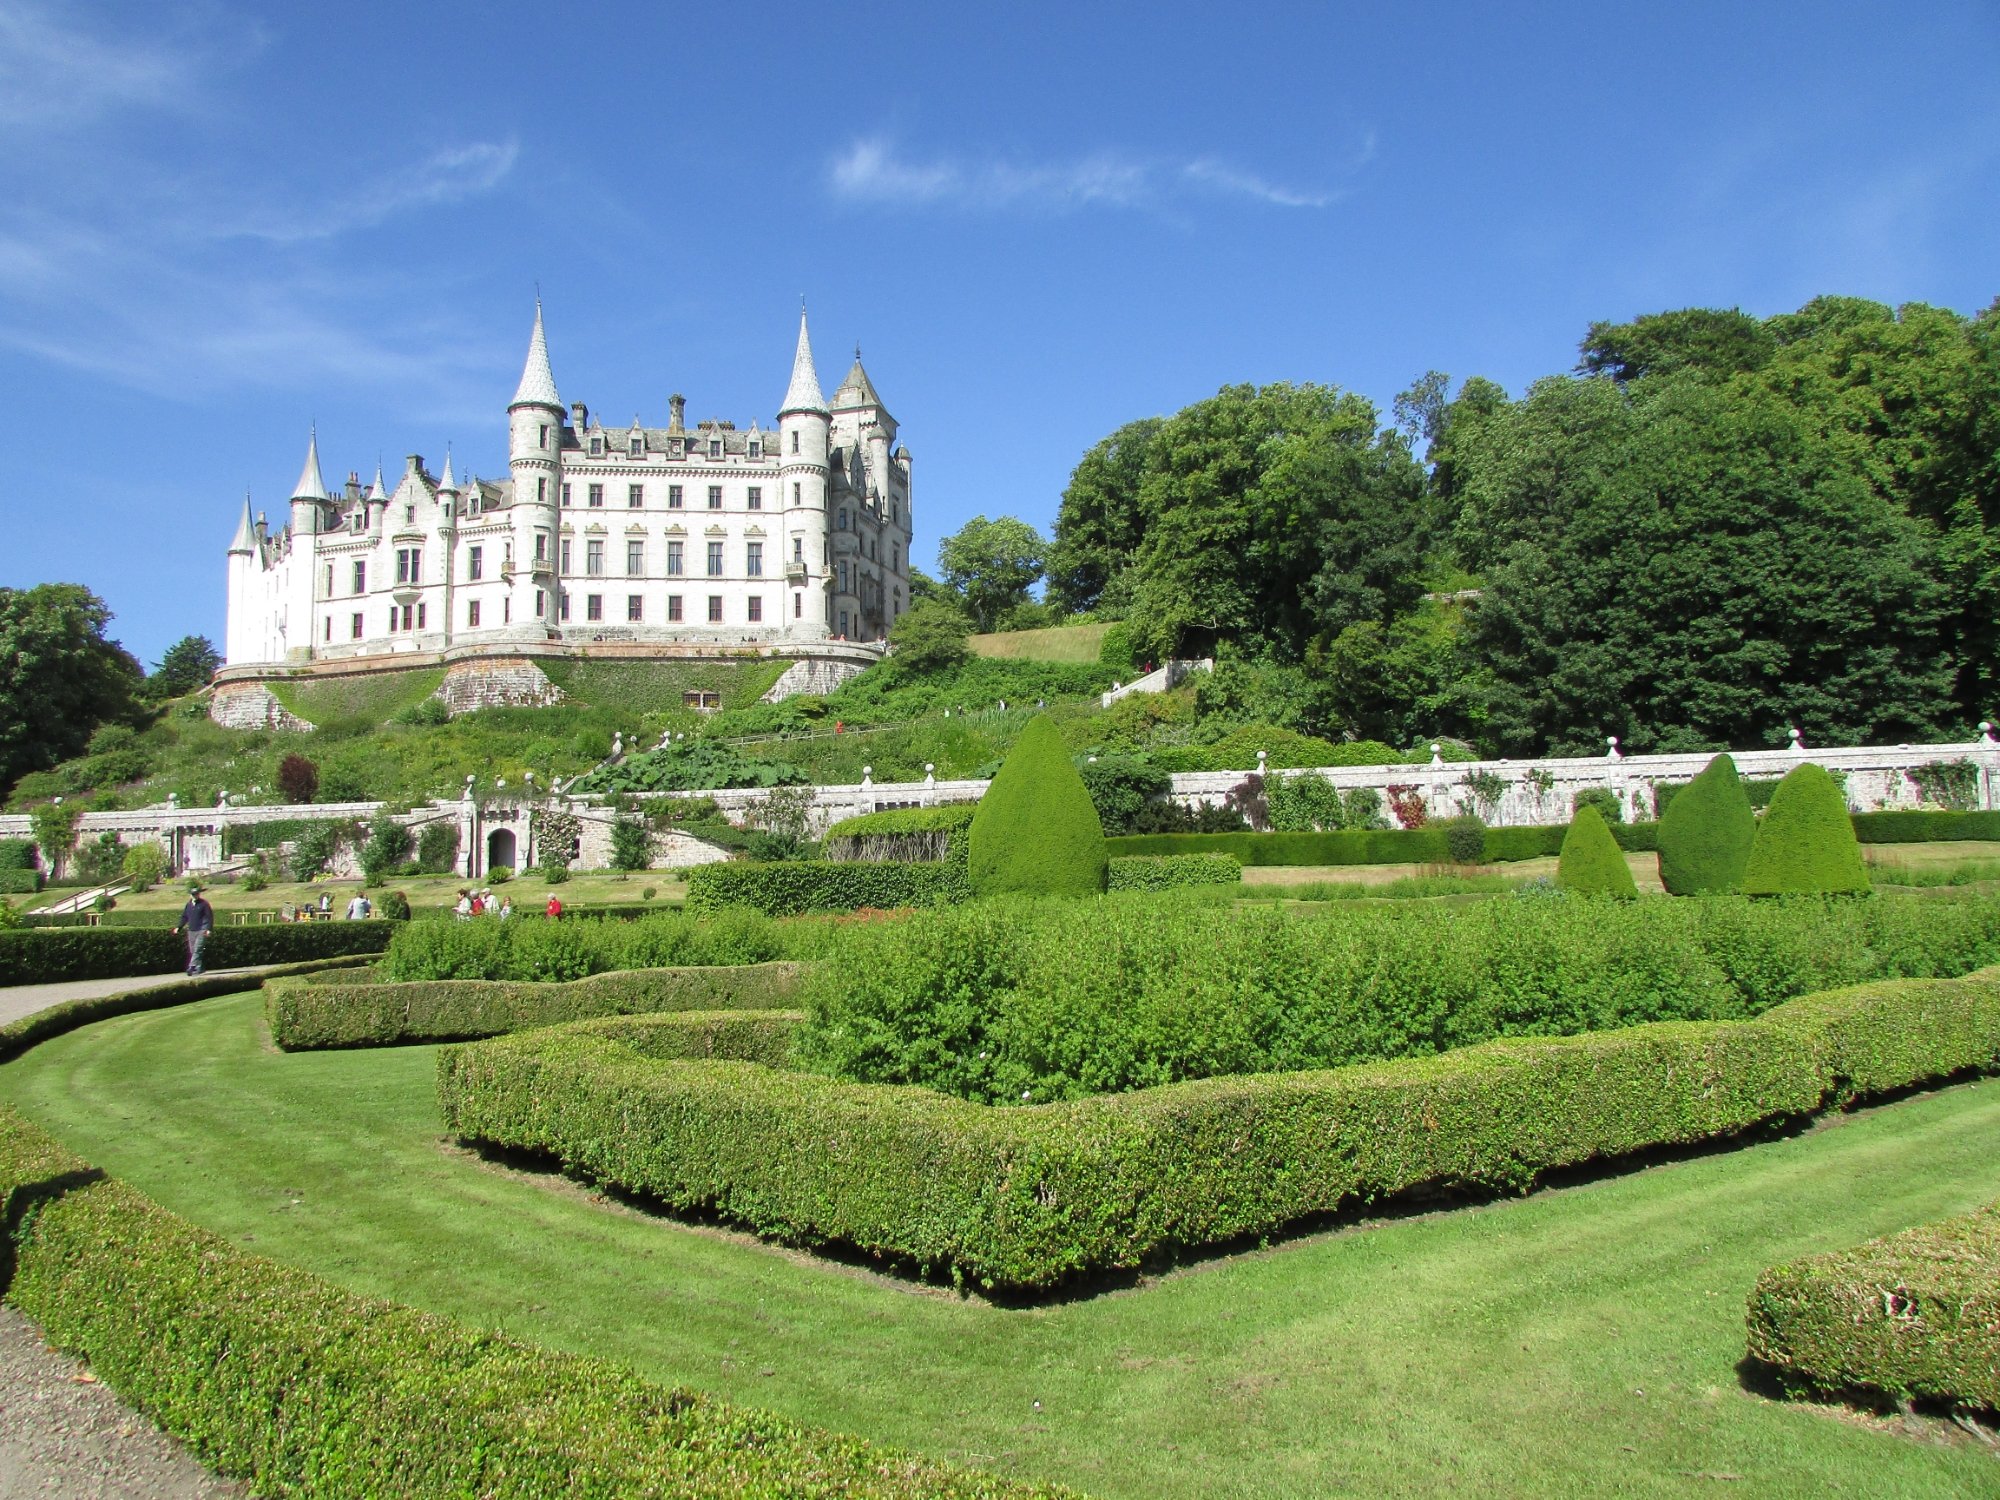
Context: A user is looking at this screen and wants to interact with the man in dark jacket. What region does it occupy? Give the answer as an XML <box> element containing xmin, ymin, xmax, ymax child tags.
<box><xmin>175</xmin><ymin>883</ymin><xmax>214</xmax><ymax>976</ymax></box>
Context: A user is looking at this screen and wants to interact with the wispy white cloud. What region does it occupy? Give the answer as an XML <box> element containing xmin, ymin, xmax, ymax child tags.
<box><xmin>0</xmin><ymin>1</ymin><xmax>210</xmax><ymax>130</ymax></box>
<box><xmin>828</xmin><ymin>136</ymin><xmax>1337</xmax><ymax>214</ymax></box>
<box><xmin>219</xmin><ymin>140</ymin><xmax>523</xmax><ymax>244</ymax></box>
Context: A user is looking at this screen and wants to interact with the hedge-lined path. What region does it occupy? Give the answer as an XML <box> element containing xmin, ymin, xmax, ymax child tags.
<box><xmin>5</xmin><ymin>992</ymin><xmax>2000</xmax><ymax>1498</ymax></box>
<box><xmin>0</xmin><ymin>1306</ymin><xmax>244</xmax><ymax>1498</ymax></box>
<box><xmin>0</xmin><ymin>968</ymin><xmax>294</xmax><ymax>1030</ymax></box>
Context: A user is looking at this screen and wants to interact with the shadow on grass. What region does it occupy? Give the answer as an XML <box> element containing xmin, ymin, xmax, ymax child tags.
<box><xmin>0</xmin><ymin>1168</ymin><xmax>106</xmax><ymax>1298</ymax></box>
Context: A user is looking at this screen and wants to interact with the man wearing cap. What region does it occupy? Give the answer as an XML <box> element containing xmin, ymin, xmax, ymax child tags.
<box><xmin>175</xmin><ymin>883</ymin><xmax>215</xmax><ymax>976</ymax></box>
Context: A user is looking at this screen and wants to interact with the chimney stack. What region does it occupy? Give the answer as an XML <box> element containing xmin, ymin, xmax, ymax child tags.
<box><xmin>669</xmin><ymin>393</ymin><xmax>686</xmax><ymax>432</ymax></box>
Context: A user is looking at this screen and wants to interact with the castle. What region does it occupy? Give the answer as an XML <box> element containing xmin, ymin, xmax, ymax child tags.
<box><xmin>223</xmin><ymin>307</ymin><xmax>913</xmax><ymax>671</ymax></box>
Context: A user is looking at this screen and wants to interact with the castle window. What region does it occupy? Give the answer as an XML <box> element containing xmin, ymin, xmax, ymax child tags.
<box><xmin>837</xmin><ymin>510</ymin><xmax>848</xmax><ymax>531</ymax></box>
<box><xmin>746</xmin><ymin>541</ymin><xmax>763</xmax><ymax>577</ymax></box>
<box><xmin>468</xmin><ymin>546</ymin><xmax>483</xmax><ymax>581</ymax></box>
<box><xmin>747</xmin><ymin>596</ymin><xmax>763</xmax><ymax>623</ymax></box>
<box><xmin>588</xmin><ymin>483</ymin><xmax>604</xmax><ymax>508</ymax></box>
<box><xmin>539</xmin><ymin>423</ymin><xmax>549</xmax><ymax>450</ymax></box>
<box><xmin>586</xmin><ymin>594</ymin><xmax>602</xmax><ymax>621</ymax></box>
<box><xmin>891</xmin><ymin>544</ymin><xmax>899</xmax><ymax>573</ymax></box>
<box><xmin>468</xmin><ymin>599</ymin><xmax>481</xmax><ymax>628</ymax></box>
<box><xmin>406</xmin><ymin>506</ymin><xmax>414</xmax><ymax>524</ymax></box>
<box><xmin>667</xmin><ymin>540</ymin><xmax>684</xmax><ymax>576</ymax></box>
<box><xmin>838</xmin><ymin>562</ymin><xmax>849</xmax><ymax>592</ymax></box>
<box><xmin>534</xmin><ymin>588</ymin><xmax>545</xmax><ymax>617</ymax></box>
<box><xmin>892</xmin><ymin>501</ymin><xmax>901</xmax><ymax>525</ymax></box>
<box><xmin>561</xmin><ymin>483</ymin><xmax>571</xmax><ymax>507</ymax></box>
<box><xmin>395</xmin><ymin>548</ymin><xmax>421</xmax><ymax>584</ymax></box>
<box><xmin>627</xmin><ymin>595</ymin><xmax>642</xmax><ymax>622</ymax></box>
<box><xmin>708</xmin><ymin>439</ymin><xmax>721</xmax><ymax>459</ymax></box>
<box><xmin>418</xmin><ymin>602</ymin><xmax>426</xmax><ymax>629</ymax></box>
<box><xmin>791</xmin><ymin>431</ymin><xmax>800</xmax><ymax>454</ymax></box>
<box><xmin>707</xmin><ymin>485</ymin><xmax>722</xmax><ymax>510</ymax></box>
<box><xmin>323</xmin><ymin>617</ymin><xmax>331</xmax><ymax>642</ymax></box>
<box><xmin>792</xmin><ymin>483</ymin><xmax>801</xmax><ymax>506</ymax></box>
<box><xmin>586</xmin><ymin>540</ymin><xmax>604</xmax><ymax>576</ymax></box>
<box><xmin>668</xmin><ymin>485</ymin><xmax>683</xmax><ymax>509</ymax></box>
<box><xmin>793</xmin><ymin>592</ymin><xmax>802</xmax><ymax>619</ymax></box>
<box><xmin>504</xmin><ymin>597</ymin><xmax>511</xmax><ymax>624</ymax></box>
<box><xmin>629</xmin><ymin>435</ymin><xmax>644</xmax><ymax>458</ymax></box>
<box><xmin>589</xmin><ymin>436</ymin><xmax>603</xmax><ymax>457</ymax></box>
<box><xmin>559</xmin><ymin>538</ymin><xmax>572</xmax><ymax>573</ymax></box>
<box><xmin>747</xmin><ymin>486</ymin><xmax>762</xmax><ymax>510</ymax></box>
<box><xmin>707</xmin><ymin>595</ymin><xmax>723</xmax><ymax>622</ymax></box>
<box><xmin>749</xmin><ymin>438</ymin><xmax>762</xmax><ymax>459</ymax></box>
<box><xmin>839</xmin><ymin>610</ymin><xmax>849</xmax><ymax>637</ymax></box>
<box><xmin>559</xmin><ymin>591</ymin><xmax>570</xmax><ymax>621</ymax></box>
<box><xmin>323</xmin><ymin>565</ymin><xmax>332</xmax><ymax>597</ymax></box>
<box><xmin>668</xmin><ymin>594</ymin><xmax>683</xmax><ymax>622</ymax></box>
<box><xmin>627</xmin><ymin>540</ymin><xmax>643</xmax><ymax>575</ymax></box>
<box><xmin>706</xmin><ymin>541</ymin><xmax>723</xmax><ymax>576</ymax></box>
<box><xmin>537</xmin><ymin>477</ymin><xmax>547</xmax><ymax>502</ymax></box>
<box><xmin>351</xmin><ymin>612</ymin><xmax>363</xmax><ymax>639</ymax></box>
<box><xmin>628</xmin><ymin>483</ymin><xmax>643</xmax><ymax>508</ymax></box>
<box><xmin>792</xmin><ymin>537</ymin><xmax>803</xmax><ymax>561</ymax></box>
<box><xmin>534</xmin><ymin>532</ymin><xmax>547</xmax><ymax>562</ymax></box>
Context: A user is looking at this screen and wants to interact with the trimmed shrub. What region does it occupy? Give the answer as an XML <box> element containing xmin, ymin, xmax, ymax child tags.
<box><xmin>795</xmin><ymin>893</ymin><xmax>2000</xmax><ymax>1105</ymax></box>
<box><xmin>442</xmin><ymin>967</ymin><xmax>2000</xmax><ymax>1292</ymax></box>
<box><xmin>120</xmin><ymin>840</ymin><xmax>169</xmax><ymax>892</ymax></box>
<box><xmin>823</xmin><ymin>803</ymin><xmax>977</xmax><ymax>864</ymax></box>
<box><xmin>1743</xmin><ymin>763</ymin><xmax>1869</xmax><ymax>896</ymax></box>
<box><xmin>0</xmin><ymin>837</ymin><xmax>37</xmax><ymax>871</ymax></box>
<box><xmin>1657</xmin><ymin>752</ymin><xmax>1755</xmax><ymax>895</ymax></box>
<box><xmin>0</xmin><ymin>1109</ymin><xmax>1072</xmax><ymax>1499</ymax></box>
<box><xmin>379</xmin><ymin>908</ymin><xmax>807</xmax><ymax>982</ymax></box>
<box><xmin>267</xmin><ymin>962</ymin><xmax>811</xmax><ymax>1049</ymax></box>
<box><xmin>0</xmin><ymin>922</ymin><xmax>393</xmax><ymax>986</ymax></box>
<box><xmin>276</xmin><ymin>752</ymin><xmax>318</xmax><ymax>804</ymax></box>
<box><xmin>1556</xmin><ymin>806</ymin><xmax>1637</xmax><ymax>896</ymax></box>
<box><xmin>415</xmin><ymin>821</ymin><xmax>459</xmax><ymax>874</ymax></box>
<box><xmin>967</xmin><ymin>714</ymin><xmax>1107</xmax><ymax>897</ymax></box>
<box><xmin>685</xmin><ymin>861</ymin><xmax>969</xmax><ymax>917</ymax></box>
<box><xmin>0</xmin><ymin>869</ymin><xmax>40</xmax><ymax>895</ymax></box>
<box><xmin>1077</xmin><ymin>755</ymin><xmax>1172</xmax><ymax>835</ymax></box>
<box><xmin>1572</xmin><ymin>786</ymin><xmax>1624</xmax><ymax>824</ymax></box>
<box><xmin>1436</xmin><ymin>815</ymin><xmax>1487</xmax><ymax>864</ymax></box>
<box><xmin>1747</xmin><ymin>1200</ymin><xmax>2000</xmax><ymax>1414</ymax></box>
<box><xmin>1104</xmin><ymin>854</ymin><xmax>1242</xmax><ymax>892</ymax></box>
<box><xmin>1852</xmin><ymin>809</ymin><xmax>2000</xmax><ymax>843</ymax></box>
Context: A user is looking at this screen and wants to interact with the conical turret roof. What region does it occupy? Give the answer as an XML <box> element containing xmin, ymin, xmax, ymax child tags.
<box><xmin>291</xmin><ymin>426</ymin><xmax>330</xmax><ymax>501</ymax></box>
<box><xmin>780</xmin><ymin>309</ymin><xmax>826</xmax><ymax>414</ymax></box>
<box><xmin>439</xmin><ymin>447</ymin><xmax>458</xmax><ymax>492</ymax></box>
<box><xmin>228</xmin><ymin>494</ymin><xmax>256</xmax><ymax>553</ymax></box>
<box><xmin>510</xmin><ymin>299</ymin><xmax>562</xmax><ymax>410</ymax></box>
<box><xmin>832</xmin><ymin>348</ymin><xmax>882</xmax><ymax>409</ymax></box>
<box><xmin>367</xmin><ymin>461</ymin><xmax>388</xmax><ymax>501</ymax></box>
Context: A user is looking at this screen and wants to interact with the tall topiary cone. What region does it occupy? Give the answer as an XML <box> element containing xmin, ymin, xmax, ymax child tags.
<box><xmin>968</xmin><ymin>714</ymin><xmax>1108</xmax><ymax>897</ymax></box>
<box><xmin>1657</xmin><ymin>752</ymin><xmax>1756</xmax><ymax>895</ymax></box>
<box><xmin>1741</xmin><ymin>762</ymin><xmax>1869</xmax><ymax>895</ymax></box>
<box><xmin>1557</xmin><ymin>804</ymin><xmax>1637</xmax><ymax>896</ymax></box>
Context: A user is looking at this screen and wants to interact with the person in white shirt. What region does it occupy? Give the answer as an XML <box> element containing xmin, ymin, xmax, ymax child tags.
<box><xmin>344</xmin><ymin>891</ymin><xmax>371</xmax><ymax>920</ymax></box>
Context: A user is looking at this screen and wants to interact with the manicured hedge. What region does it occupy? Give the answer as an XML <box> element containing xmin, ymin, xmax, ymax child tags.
<box><xmin>22</xmin><ymin>909</ymin><xmax>183</xmax><ymax>929</ymax></box>
<box><xmin>379</xmin><ymin>909</ymin><xmax>805</xmax><ymax>982</ymax></box>
<box><xmin>1104</xmin><ymin>854</ymin><xmax>1243</xmax><ymax>892</ymax></box>
<box><xmin>1743</xmin><ymin>764</ymin><xmax>1870</xmax><ymax>895</ymax></box>
<box><xmin>266</xmin><ymin>962</ymin><xmax>811</xmax><ymax>1049</ymax></box>
<box><xmin>1746</xmin><ymin>1200</ymin><xmax>2000</xmax><ymax>1414</ymax></box>
<box><xmin>0</xmin><ymin>957</ymin><xmax>374</xmax><ymax>1064</ymax></box>
<box><xmin>1556</xmin><ymin>806</ymin><xmax>1637</xmax><ymax>896</ymax></box>
<box><xmin>0</xmin><ymin>1109</ymin><xmax>1072</xmax><ymax>1498</ymax></box>
<box><xmin>1657</xmin><ymin>753</ymin><xmax>1755</xmax><ymax>895</ymax></box>
<box><xmin>1107</xmin><ymin>824</ymin><xmax>1659</xmax><ymax>866</ymax></box>
<box><xmin>0</xmin><ymin>922</ymin><xmax>394</xmax><ymax>986</ymax></box>
<box><xmin>968</xmin><ymin>715</ymin><xmax>1107</xmax><ymax>896</ymax></box>
<box><xmin>0</xmin><ymin>868</ymin><xmax>41</xmax><ymax>894</ymax></box>
<box><xmin>439</xmin><ymin>968</ymin><xmax>2000</xmax><ymax>1292</ymax></box>
<box><xmin>824</xmin><ymin>804</ymin><xmax>979</xmax><ymax>841</ymax></box>
<box><xmin>685</xmin><ymin>861</ymin><xmax>971</xmax><ymax>916</ymax></box>
<box><xmin>1852</xmin><ymin>809</ymin><xmax>2000</xmax><ymax>843</ymax></box>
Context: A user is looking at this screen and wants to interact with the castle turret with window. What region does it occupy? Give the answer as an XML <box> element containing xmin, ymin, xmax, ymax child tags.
<box><xmin>222</xmin><ymin>305</ymin><xmax>913</xmax><ymax>668</ymax></box>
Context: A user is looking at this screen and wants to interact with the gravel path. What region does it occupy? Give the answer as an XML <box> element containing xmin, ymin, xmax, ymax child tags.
<box><xmin>0</xmin><ymin>969</ymin><xmax>280</xmax><ymax>1030</ymax></box>
<box><xmin>0</xmin><ymin>1307</ymin><xmax>244</xmax><ymax>1498</ymax></box>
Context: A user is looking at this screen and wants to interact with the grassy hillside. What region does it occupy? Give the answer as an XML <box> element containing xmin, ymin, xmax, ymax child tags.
<box><xmin>968</xmin><ymin>622</ymin><xmax>1110</xmax><ymax>663</ymax></box>
<box><xmin>268</xmin><ymin>668</ymin><xmax>445</xmax><ymax>731</ymax></box>
<box><xmin>539</xmin><ymin>658</ymin><xmax>787</xmax><ymax>719</ymax></box>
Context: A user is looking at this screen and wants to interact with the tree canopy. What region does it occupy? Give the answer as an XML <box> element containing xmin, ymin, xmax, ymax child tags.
<box><xmin>936</xmin><ymin>515</ymin><xmax>1047</xmax><ymax>632</ymax></box>
<box><xmin>0</xmin><ymin>584</ymin><xmax>144</xmax><ymax>798</ymax></box>
<box><xmin>148</xmin><ymin>635</ymin><xmax>222</xmax><ymax>700</ymax></box>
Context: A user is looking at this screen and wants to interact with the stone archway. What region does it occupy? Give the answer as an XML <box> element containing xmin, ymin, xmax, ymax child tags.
<box><xmin>486</xmin><ymin>827</ymin><xmax>517</xmax><ymax>874</ymax></box>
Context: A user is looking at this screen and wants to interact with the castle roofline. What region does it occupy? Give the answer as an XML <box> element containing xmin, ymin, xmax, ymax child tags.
<box><xmin>509</xmin><ymin>299</ymin><xmax>562</xmax><ymax>411</ymax></box>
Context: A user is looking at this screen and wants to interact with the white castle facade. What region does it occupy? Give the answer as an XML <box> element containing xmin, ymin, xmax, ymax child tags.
<box><xmin>224</xmin><ymin>307</ymin><xmax>913</xmax><ymax>668</ymax></box>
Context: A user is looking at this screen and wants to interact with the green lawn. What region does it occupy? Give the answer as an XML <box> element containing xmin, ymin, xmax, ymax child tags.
<box><xmin>968</xmin><ymin>624</ymin><xmax>1111</xmax><ymax>663</ymax></box>
<box><xmin>3</xmin><ymin>995</ymin><xmax>1996</xmax><ymax>1496</ymax></box>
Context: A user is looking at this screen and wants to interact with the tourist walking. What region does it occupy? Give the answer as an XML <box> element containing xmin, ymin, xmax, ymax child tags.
<box><xmin>455</xmin><ymin>890</ymin><xmax>473</xmax><ymax>920</ymax></box>
<box><xmin>497</xmin><ymin>896</ymin><xmax>513</xmax><ymax>920</ymax></box>
<box><xmin>344</xmin><ymin>890</ymin><xmax>371</xmax><ymax>920</ymax></box>
<box><xmin>174</xmin><ymin>884</ymin><xmax>214</xmax><ymax>976</ymax></box>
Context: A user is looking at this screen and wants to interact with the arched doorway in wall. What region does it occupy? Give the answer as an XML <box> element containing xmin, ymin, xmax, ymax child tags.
<box><xmin>487</xmin><ymin>827</ymin><xmax>517</xmax><ymax>874</ymax></box>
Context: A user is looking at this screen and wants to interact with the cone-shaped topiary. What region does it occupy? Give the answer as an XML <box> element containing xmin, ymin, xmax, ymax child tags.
<box><xmin>1657</xmin><ymin>752</ymin><xmax>1756</xmax><ymax>895</ymax></box>
<box><xmin>1741</xmin><ymin>762</ymin><xmax>1869</xmax><ymax>895</ymax></box>
<box><xmin>1557</xmin><ymin>804</ymin><xmax>1638</xmax><ymax>897</ymax></box>
<box><xmin>967</xmin><ymin>714</ymin><xmax>1109</xmax><ymax>897</ymax></box>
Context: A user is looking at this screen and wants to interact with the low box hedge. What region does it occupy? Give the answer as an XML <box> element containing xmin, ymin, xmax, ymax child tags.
<box><xmin>0</xmin><ymin>868</ymin><xmax>42</xmax><ymax>894</ymax></box>
<box><xmin>685</xmin><ymin>860</ymin><xmax>971</xmax><ymax>916</ymax></box>
<box><xmin>1106</xmin><ymin>824</ymin><xmax>1658</xmax><ymax>867</ymax></box>
<box><xmin>1746</xmin><ymin>1200</ymin><xmax>2000</xmax><ymax>1414</ymax></box>
<box><xmin>0</xmin><ymin>1108</ymin><xmax>1071</xmax><ymax>1499</ymax></box>
<box><xmin>541</xmin><ymin>1010</ymin><xmax>803</xmax><ymax>1068</ymax></box>
<box><xmin>266</xmin><ymin>961</ymin><xmax>811</xmax><ymax>1050</ymax></box>
<box><xmin>438</xmin><ymin>968</ymin><xmax>2000</xmax><ymax>1292</ymax></box>
<box><xmin>0</xmin><ymin>921</ymin><xmax>395</xmax><ymax>986</ymax></box>
<box><xmin>1103</xmin><ymin>854</ymin><xmax>1243</xmax><ymax>891</ymax></box>
<box><xmin>1851</xmin><ymin>809</ymin><xmax>2000</xmax><ymax>843</ymax></box>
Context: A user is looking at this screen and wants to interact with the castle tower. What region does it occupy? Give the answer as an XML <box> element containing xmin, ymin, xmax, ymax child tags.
<box><xmin>224</xmin><ymin>495</ymin><xmax>259</xmax><ymax>665</ymax></box>
<box><xmin>288</xmin><ymin>425</ymin><xmax>330</xmax><ymax>539</ymax></box>
<box><xmin>777</xmin><ymin>309</ymin><xmax>831</xmax><ymax>641</ymax></box>
<box><xmin>506</xmin><ymin>301</ymin><xmax>563</xmax><ymax>636</ymax></box>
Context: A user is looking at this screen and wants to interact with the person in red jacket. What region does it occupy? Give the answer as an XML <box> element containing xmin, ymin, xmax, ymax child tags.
<box><xmin>545</xmin><ymin>893</ymin><xmax>563</xmax><ymax>919</ymax></box>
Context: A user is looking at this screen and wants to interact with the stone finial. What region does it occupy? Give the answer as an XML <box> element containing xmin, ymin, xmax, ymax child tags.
<box><xmin>1429</xmin><ymin>743</ymin><xmax>1443</xmax><ymax>768</ymax></box>
<box><xmin>1257</xmin><ymin>750</ymin><xmax>1269</xmax><ymax>771</ymax></box>
<box><xmin>1788</xmin><ymin>726</ymin><xmax>1805</xmax><ymax>753</ymax></box>
<box><xmin>924</xmin><ymin>763</ymin><xmax>935</xmax><ymax>786</ymax></box>
<box><xmin>1981</xmin><ymin>721</ymin><xmax>1997</xmax><ymax>746</ymax></box>
<box><xmin>1606</xmin><ymin>736</ymin><xmax>1622</xmax><ymax>760</ymax></box>
<box><xmin>860</xmin><ymin>766</ymin><xmax>872</xmax><ymax>789</ymax></box>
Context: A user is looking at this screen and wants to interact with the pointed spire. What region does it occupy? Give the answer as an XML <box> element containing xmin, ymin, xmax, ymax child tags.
<box><xmin>780</xmin><ymin>307</ymin><xmax>826</xmax><ymax>415</ymax></box>
<box><xmin>832</xmin><ymin>349</ymin><xmax>882</xmax><ymax>410</ymax></box>
<box><xmin>368</xmin><ymin>460</ymin><xmax>388</xmax><ymax>501</ymax></box>
<box><xmin>291</xmin><ymin>425</ymin><xmax>330</xmax><ymax>501</ymax></box>
<box><xmin>439</xmin><ymin>446</ymin><xmax>457</xmax><ymax>493</ymax></box>
<box><xmin>228</xmin><ymin>493</ymin><xmax>256</xmax><ymax>553</ymax></box>
<box><xmin>510</xmin><ymin>298</ymin><xmax>562</xmax><ymax>410</ymax></box>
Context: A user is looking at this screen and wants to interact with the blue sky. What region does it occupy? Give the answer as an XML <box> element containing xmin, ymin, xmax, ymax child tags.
<box><xmin>3</xmin><ymin>0</ymin><xmax>1997</xmax><ymax>668</ymax></box>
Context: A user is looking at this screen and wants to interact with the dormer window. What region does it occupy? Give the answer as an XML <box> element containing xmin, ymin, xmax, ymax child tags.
<box><xmin>748</xmin><ymin>438</ymin><xmax>762</xmax><ymax>459</ymax></box>
<box><xmin>629</xmin><ymin>434</ymin><xmax>644</xmax><ymax>458</ymax></box>
<box><xmin>589</xmin><ymin>435</ymin><xmax>603</xmax><ymax>457</ymax></box>
<box><xmin>708</xmin><ymin>438</ymin><xmax>721</xmax><ymax>460</ymax></box>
